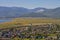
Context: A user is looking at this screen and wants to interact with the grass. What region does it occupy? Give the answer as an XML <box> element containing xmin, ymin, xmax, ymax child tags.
<box><xmin>0</xmin><ymin>18</ymin><xmax>59</xmax><ymax>40</ymax></box>
<box><xmin>11</xmin><ymin>38</ymin><xmax>45</xmax><ymax>40</ymax></box>
<box><xmin>0</xmin><ymin>18</ymin><xmax>60</xmax><ymax>28</ymax></box>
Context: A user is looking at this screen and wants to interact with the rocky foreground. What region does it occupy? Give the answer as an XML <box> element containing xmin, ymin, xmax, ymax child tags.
<box><xmin>0</xmin><ymin>23</ymin><xmax>60</xmax><ymax>40</ymax></box>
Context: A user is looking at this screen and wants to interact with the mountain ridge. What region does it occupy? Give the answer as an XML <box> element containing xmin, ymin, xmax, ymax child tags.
<box><xmin>0</xmin><ymin>6</ymin><xmax>60</xmax><ymax>18</ymax></box>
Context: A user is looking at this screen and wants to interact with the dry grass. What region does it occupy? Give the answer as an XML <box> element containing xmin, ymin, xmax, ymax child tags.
<box><xmin>0</xmin><ymin>18</ymin><xmax>60</xmax><ymax>28</ymax></box>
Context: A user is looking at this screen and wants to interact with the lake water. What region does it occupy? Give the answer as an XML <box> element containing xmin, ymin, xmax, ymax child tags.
<box><xmin>0</xmin><ymin>19</ymin><xmax>12</xmax><ymax>23</ymax></box>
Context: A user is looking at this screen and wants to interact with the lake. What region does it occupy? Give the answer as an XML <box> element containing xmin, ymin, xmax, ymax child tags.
<box><xmin>0</xmin><ymin>19</ymin><xmax>12</xmax><ymax>23</ymax></box>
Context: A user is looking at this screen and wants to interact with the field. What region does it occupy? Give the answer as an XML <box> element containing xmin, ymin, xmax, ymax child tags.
<box><xmin>0</xmin><ymin>18</ymin><xmax>60</xmax><ymax>28</ymax></box>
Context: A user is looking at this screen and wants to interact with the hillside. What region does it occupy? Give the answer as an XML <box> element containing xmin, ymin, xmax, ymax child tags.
<box><xmin>0</xmin><ymin>7</ymin><xmax>60</xmax><ymax>18</ymax></box>
<box><xmin>0</xmin><ymin>18</ymin><xmax>60</xmax><ymax>28</ymax></box>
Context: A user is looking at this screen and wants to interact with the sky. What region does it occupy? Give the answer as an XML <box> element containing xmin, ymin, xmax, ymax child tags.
<box><xmin>0</xmin><ymin>0</ymin><xmax>60</xmax><ymax>9</ymax></box>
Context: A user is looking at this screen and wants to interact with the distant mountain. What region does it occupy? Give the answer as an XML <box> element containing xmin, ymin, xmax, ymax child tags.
<box><xmin>0</xmin><ymin>6</ymin><xmax>30</xmax><ymax>17</ymax></box>
<box><xmin>0</xmin><ymin>6</ymin><xmax>60</xmax><ymax>18</ymax></box>
<box><xmin>20</xmin><ymin>12</ymin><xmax>47</xmax><ymax>17</ymax></box>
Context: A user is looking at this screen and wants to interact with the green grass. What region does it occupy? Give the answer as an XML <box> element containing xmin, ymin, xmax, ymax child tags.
<box><xmin>48</xmin><ymin>34</ymin><xmax>56</xmax><ymax>36</ymax></box>
<box><xmin>11</xmin><ymin>38</ymin><xmax>45</xmax><ymax>40</ymax></box>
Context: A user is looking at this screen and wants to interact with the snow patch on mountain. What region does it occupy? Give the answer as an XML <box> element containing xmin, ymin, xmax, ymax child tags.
<box><xmin>35</xmin><ymin>9</ymin><xmax>45</xmax><ymax>13</ymax></box>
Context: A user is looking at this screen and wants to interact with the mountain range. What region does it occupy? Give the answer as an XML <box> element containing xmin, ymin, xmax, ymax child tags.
<box><xmin>0</xmin><ymin>6</ymin><xmax>60</xmax><ymax>18</ymax></box>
